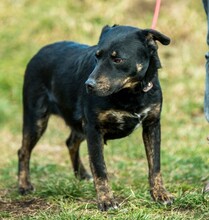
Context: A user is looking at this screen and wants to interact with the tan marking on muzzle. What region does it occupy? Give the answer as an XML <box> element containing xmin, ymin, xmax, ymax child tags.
<box><xmin>97</xmin><ymin>75</ymin><xmax>110</xmax><ymax>88</ymax></box>
<box><xmin>122</xmin><ymin>77</ymin><xmax>139</xmax><ymax>89</ymax></box>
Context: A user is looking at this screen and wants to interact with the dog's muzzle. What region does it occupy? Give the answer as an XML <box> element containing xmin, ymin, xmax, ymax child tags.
<box><xmin>85</xmin><ymin>78</ymin><xmax>112</xmax><ymax>96</ymax></box>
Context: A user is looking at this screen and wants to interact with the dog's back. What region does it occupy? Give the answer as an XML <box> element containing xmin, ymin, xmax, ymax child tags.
<box><xmin>23</xmin><ymin>41</ymin><xmax>96</xmax><ymax>129</ymax></box>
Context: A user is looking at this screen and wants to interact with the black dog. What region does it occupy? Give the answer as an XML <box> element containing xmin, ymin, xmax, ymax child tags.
<box><xmin>18</xmin><ymin>25</ymin><xmax>174</xmax><ymax>211</ymax></box>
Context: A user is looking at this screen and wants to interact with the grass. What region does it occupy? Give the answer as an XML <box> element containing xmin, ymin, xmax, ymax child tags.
<box><xmin>0</xmin><ymin>0</ymin><xmax>209</xmax><ymax>219</ymax></box>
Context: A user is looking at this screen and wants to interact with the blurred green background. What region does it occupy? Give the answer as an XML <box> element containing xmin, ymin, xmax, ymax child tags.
<box><xmin>0</xmin><ymin>1</ymin><xmax>206</xmax><ymax>132</ymax></box>
<box><xmin>0</xmin><ymin>0</ymin><xmax>209</xmax><ymax>219</ymax></box>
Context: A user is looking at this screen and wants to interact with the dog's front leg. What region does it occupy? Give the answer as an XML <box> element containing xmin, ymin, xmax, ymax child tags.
<box><xmin>142</xmin><ymin>120</ymin><xmax>174</xmax><ymax>205</ymax></box>
<box><xmin>86</xmin><ymin>125</ymin><xmax>118</xmax><ymax>211</ymax></box>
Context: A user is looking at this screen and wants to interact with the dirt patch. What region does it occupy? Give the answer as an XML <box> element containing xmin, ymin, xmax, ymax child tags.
<box><xmin>0</xmin><ymin>190</ymin><xmax>58</xmax><ymax>218</ymax></box>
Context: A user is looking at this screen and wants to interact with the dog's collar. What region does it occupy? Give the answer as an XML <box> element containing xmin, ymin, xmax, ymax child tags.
<box><xmin>142</xmin><ymin>82</ymin><xmax>153</xmax><ymax>92</ymax></box>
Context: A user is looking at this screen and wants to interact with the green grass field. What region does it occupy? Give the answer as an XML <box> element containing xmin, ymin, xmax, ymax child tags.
<box><xmin>0</xmin><ymin>0</ymin><xmax>209</xmax><ymax>219</ymax></box>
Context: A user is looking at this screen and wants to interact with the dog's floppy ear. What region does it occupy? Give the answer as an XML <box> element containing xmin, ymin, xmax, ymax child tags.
<box><xmin>98</xmin><ymin>25</ymin><xmax>111</xmax><ymax>43</ymax></box>
<box><xmin>101</xmin><ymin>24</ymin><xmax>118</xmax><ymax>33</ymax></box>
<box><xmin>98</xmin><ymin>25</ymin><xmax>118</xmax><ymax>43</ymax></box>
<box><xmin>143</xmin><ymin>29</ymin><xmax>170</xmax><ymax>51</ymax></box>
<box><xmin>143</xmin><ymin>29</ymin><xmax>170</xmax><ymax>45</ymax></box>
<box><xmin>101</xmin><ymin>25</ymin><xmax>111</xmax><ymax>33</ymax></box>
<box><xmin>141</xmin><ymin>29</ymin><xmax>170</xmax><ymax>69</ymax></box>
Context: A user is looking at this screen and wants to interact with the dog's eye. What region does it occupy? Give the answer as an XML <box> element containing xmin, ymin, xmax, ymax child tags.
<box><xmin>112</xmin><ymin>58</ymin><xmax>124</xmax><ymax>64</ymax></box>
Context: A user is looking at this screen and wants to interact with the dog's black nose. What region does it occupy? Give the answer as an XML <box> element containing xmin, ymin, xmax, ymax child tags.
<box><xmin>85</xmin><ymin>79</ymin><xmax>96</xmax><ymax>93</ymax></box>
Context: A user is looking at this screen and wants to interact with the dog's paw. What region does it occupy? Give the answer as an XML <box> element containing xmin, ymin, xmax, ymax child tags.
<box><xmin>76</xmin><ymin>171</ymin><xmax>92</xmax><ymax>181</ymax></box>
<box><xmin>97</xmin><ymin>197</ymin><xmax>119</xmax><ymax>211</ymax></box>
<box><xmin>151</xmin><ymin>187</ymin><xmax>174</xmax><ymax>205</ymax></box>
<box><xmin>95</xmin><ymin>178</ymin><xmax>118</xmax><ymax>211</ymax></box>
<box><xmin>18</xmin><ymin>184</ymin><xmax>34</xmax><ymax>195</ymax></box>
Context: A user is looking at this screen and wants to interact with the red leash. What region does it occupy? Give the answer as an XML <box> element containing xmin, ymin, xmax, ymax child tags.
<box><xmin>151</xmin><ymin>0</ymin><xmax>161</xmax><ymax>29</ymax></box>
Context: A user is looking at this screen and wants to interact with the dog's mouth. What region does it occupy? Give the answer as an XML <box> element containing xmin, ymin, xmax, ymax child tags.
<box><xmin>85</xmin><ymin>76</ymin><xmax>139</xmax><ymax>97</ymax></box>
<box><xmin>85</xmin><ymin>79</ymin><xmax>113</xmax><ymax>96</ymax></box>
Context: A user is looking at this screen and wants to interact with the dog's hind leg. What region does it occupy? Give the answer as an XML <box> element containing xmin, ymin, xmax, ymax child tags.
<box><xmin>18</xmin><ymin>89</ymin><xmax>50</xmax><ymax>195</ymax></box>
<box><xmin>66</xmin><ymin>131</ymin><xmax>91</xmax><ymax>180</ymax></box>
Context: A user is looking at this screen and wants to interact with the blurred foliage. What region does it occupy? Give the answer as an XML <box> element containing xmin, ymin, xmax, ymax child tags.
<box><xmin>0</xmin><ymin>0</ymin><xmax>206</xmax><ymax>129</ymax></box>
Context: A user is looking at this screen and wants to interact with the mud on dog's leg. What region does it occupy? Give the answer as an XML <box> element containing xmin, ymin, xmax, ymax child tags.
<box><xmin>142</xmin><ymin>120</ymin><xmax>174</xmax><ymax>205</ymax></box>
<box><xmin>86</xmin><ymin>125</ymin><xmax>118</xmax><ymax>211</ymax></box>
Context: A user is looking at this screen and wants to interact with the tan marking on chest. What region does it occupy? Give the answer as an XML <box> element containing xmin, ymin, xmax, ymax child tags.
<box><xmin>97</xmin><ymin>104</ymin><xmax>161</xmax><ymax>132</ymax></box>
<box><xmin>147</xmin><ymin>103</ymin><xmax>161</xmax><ymax>119</ymax></box>
<box><xmin>98</xmin><ymin>110</ymin><xmax>134</xmax><ymax>124</ymax></box>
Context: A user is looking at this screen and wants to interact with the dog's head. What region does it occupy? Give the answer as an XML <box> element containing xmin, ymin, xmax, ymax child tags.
<box><xmin>85</xmin><ymin>25</ymin><xmax>170</xmax><ymax>96</ymax></box>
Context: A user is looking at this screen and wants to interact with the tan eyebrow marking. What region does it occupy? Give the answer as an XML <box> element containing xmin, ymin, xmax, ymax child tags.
<box><xmin>136</xmin><ymin>63</ymin><xmax>143</xmax><ymax>72</ymax></box>
<box><xmin>111</xmin><ymin>51</ymin><xmax>117</xmax><ymax>57</ymax></box>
